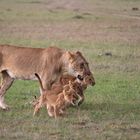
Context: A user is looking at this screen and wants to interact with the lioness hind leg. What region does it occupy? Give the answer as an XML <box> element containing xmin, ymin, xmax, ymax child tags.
<box><xmin>0</xmin><ymin>71</ymin><xmax>14</xmax><ymax>109</ymax></box>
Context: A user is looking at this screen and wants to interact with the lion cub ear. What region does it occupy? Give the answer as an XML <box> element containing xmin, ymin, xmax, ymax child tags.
<box><xmin>68</xmin><ymin>81</ymin><xmax>73</xmax><ymax>87</ymax></box>
<box><xmin>63</xmin><ymin>88</ymin><xmax>69</xmax><ymax>95</ymax></box>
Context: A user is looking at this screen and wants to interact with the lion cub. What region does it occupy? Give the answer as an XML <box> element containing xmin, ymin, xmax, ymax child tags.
<box><xmin>33</xmin><ymin>74</ymin><xmax>79</xmax><ymax>118</ymax></box>
<box><xmin>50</xmin><ymin>74</ymin><xmax>95</xmax><ymax>106</ymax></box>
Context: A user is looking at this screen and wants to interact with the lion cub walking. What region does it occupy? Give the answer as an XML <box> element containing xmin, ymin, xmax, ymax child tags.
<box><xmin>33</xmin><ymin>74</ymin><xmax>80</xmax><ymax>118</ymax></box>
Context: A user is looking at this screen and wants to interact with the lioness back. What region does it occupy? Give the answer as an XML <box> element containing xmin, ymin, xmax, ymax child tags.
<box><xmin>0</xmin><ymin>45</ymin><xmax>63</xmax><ymax>80</ymax></box>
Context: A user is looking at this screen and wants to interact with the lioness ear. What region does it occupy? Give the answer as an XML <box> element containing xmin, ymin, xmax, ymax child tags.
<box><xmin>66</xmin><ymin>51</ymin><xmax>75</xmax><ymax>59</ymax></box>
<box><xmin>76</xmin><ymin>51</ymin><xmax>82</xmax><ymax>56</ymax></box>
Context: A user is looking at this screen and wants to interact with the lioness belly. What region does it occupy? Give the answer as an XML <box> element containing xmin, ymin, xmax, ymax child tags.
<box><xmin>6</xmin><ymin>70</ymin><xmax>37</xmax><ymax>80</ymax></box>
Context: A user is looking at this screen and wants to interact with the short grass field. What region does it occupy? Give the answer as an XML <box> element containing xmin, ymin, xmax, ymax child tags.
<box><xmin>0</xmin><ymin>0</ymin><xmax>140</xmax><ymax>139</ymax></box>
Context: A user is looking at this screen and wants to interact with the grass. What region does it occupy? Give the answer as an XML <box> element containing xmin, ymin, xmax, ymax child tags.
<box><xmin>1</xmin><ymin>73</ymin><xmax>140</xmax><ymax>140</ymax></box>
<box><xmin>0</xmin><ymin>0</ymin><xmax>140</xmax><ymax>139</ymax></box>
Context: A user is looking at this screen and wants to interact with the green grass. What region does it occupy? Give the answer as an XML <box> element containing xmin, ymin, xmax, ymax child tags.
<box><xmin>0</xmin><ymin>40</ymin><xmax>140</xmax><ymax>140</ymax></box>
<box><xmin>1</xmin><ymin>73</ymin><xmax>140</xmax><ymax>140</ymax></box>
<box><xmin>0</xmin><ymin>0</ymin><xmax>140</xmax><ymax>139</ymax></box>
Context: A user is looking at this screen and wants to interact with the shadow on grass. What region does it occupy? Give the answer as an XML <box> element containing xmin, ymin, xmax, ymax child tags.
<box><xmin>80</xmin><ymin>101</ymin><xmax>140</xmax><ymax>115</ymax></box>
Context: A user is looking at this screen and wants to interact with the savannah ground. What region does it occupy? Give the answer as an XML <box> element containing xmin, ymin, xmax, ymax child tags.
<box><xmin>0</xmin><ymin>0</ymin><xmax>140</xmax><ymax>139</ymax></box>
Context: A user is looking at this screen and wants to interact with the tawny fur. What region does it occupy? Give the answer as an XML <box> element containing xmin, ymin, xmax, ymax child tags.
<box><xmin>51</xmin><ymin>74</ymin><xmax>95</xmax><ymax>105</ymax></box>
<box><xmin>33</xmin><ymin>73</ymin><xmax>95</xmax><ymax>115</ymax></box>
<box><xmin>0</xmin><ymin>45</ymin><xmax>94</xmax><ymax>109</ymax></box>
<box><xmin>33</xmin><ymin>74</ymin><xmax>79</xmax><ymax>118</ymax></box>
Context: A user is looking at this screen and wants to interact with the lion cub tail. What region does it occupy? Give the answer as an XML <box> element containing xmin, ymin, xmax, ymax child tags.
<box><xmin>35</xmin><ymin>73</ymin><xmax>45</xmax><ymax>92</ymax></box>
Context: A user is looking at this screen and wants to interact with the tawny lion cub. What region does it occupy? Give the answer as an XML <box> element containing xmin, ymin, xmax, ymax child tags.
<box><xmin>50</xmin><ymin>74</ymin><xmax>95</xmax><ymax>106</ymax></box>
<box><xmin>33</xmin><ymin>74</ymin><xmax>79</xmax><ymax>118</ymax></box>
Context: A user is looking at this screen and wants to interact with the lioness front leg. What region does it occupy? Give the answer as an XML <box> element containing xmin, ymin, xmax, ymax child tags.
<box><xmin>0</xmin><ymin>71</ymin><xmax>14</xmax><ymax>109</ymax></box>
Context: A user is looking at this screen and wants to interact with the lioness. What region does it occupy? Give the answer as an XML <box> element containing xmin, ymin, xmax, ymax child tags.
<box><xmin>0</xmin><ymin>45</ymin><xmax>93</xmax><ymax>109</ymax></box>
<box><xmin>33</xmin><ymin>74</ymin><xmax>79</xmax><ymax>118</ymax></box>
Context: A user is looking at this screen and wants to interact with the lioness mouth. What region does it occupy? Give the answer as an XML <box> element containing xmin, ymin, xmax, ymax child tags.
<box><xmin>77</xmin><ymin>75</ymin><xmax>83</xmax><ymax>81</ymax></box>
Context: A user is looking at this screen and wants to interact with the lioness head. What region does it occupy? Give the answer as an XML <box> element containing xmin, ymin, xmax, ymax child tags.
<box><xmin>65</xmin><ymin>51</ymin><xmax>94</xmax><ymax>83</ymax></box>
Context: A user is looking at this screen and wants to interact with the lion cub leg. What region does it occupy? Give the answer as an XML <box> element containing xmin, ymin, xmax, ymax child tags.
<box><xmin>33</xmin><ymin>103</ymin><xmax>40</xmax><ymax>116</ymax></box>
<box><xmin>54</xmin><ymin>105</ymin><xmax>61</xmax><ymax>119</ymax></box>
<box><xmin>0</xmin><ymin>71</ymin><xmax>14</xmax><ymax>109</ymax></box>
<box><xmin>47</xmin><ymin>105</ymin><xmax>54</xmax><ymax>117</ymax></box>
<box><xmin>33</xmin><ymin>95</ymin><xmax>44</xmax><ymax>116</ymax></box>
<box><xmin>59</xmin><ymin>109</ymin><xmax>64</xmax><ymax>115</ymax></box>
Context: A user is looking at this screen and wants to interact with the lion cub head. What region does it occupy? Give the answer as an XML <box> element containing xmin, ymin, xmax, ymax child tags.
<box><xmin>80</xmin><ymin>73</ymin><xmax>96</xmax><ymax>90</ymax></box>
<box><xmin>65</xmin><ymin>51</ymin><xmax>94</xmax><ymax>82</ymax></box>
